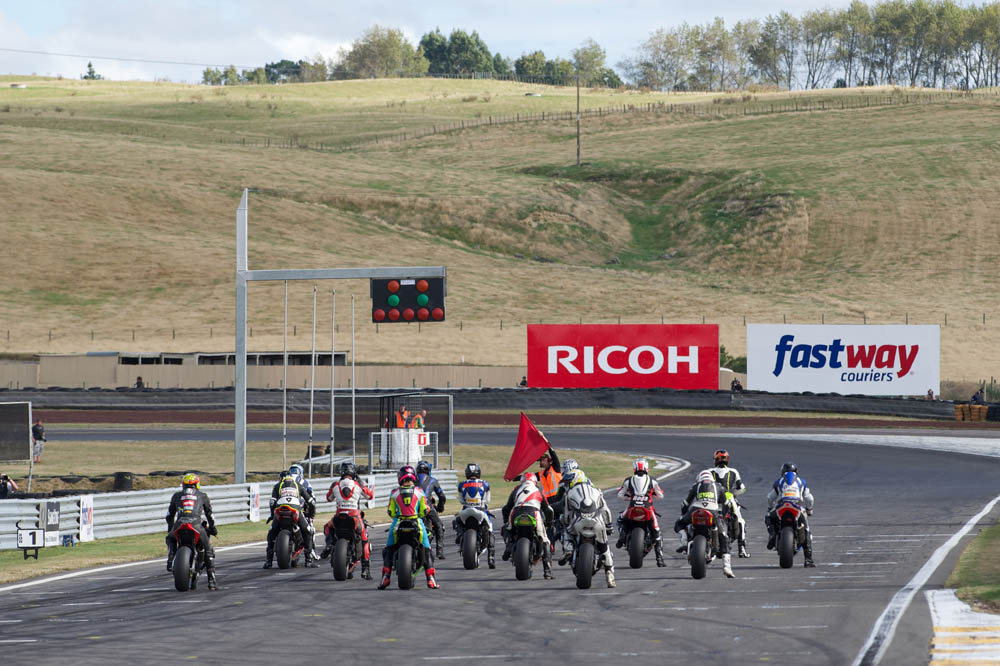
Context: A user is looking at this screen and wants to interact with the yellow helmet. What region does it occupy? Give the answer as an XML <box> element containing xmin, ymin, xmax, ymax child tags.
<box><xmin>182</xmin><ymin>473</ymin><xmax>200</xmax><ymax>489</ymax></box>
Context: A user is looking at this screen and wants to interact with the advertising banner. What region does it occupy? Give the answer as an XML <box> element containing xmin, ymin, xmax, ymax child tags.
<box><xmin>79</xmin><ymin>494</ymin><xmax>95</xmax><ymax>542</ymax></box>
<box><xmin>44</xmin><ymin>500</ymin><xmax>61</xmax><ymax>547</ymax></box>
<box><xmin>747</xmin><ymin>324</ymin><xmax>939</xmax><ymax>396</ymax></box>
<box><xmin>249</xmin><ymin>483</ymin><xmax>261</xmax><ymax>522</ymax></box>
<box><xmin>527</xmin><ymin>324</ymin><xmax>719</xmax><ymax>389</ymax></box>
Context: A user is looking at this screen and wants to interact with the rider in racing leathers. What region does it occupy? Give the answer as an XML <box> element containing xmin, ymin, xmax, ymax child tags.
<box><xmin>710</xmin><ymin>449</ymin><xmax>750</xmax><ymax>558</ymax></box>
<box><xmin>166</xmin><ymin>473</ymin><xmax>219</xmax><ymax>590</ymax></box>
<box><xmin>322</xmin><ymin>461</ymin><xmax>374</xmax><ymax>579</ymax></box>
<box><xmin>674</xmin><ymin>469</ymin><xmax>735</xmax><ymax>578</ymax></box>
<box><xmin>560</xmin><ymin>469</ymin><xmax>617</xmax><ymax>588</ymax></box>
<box><xmin>616</xmin><ymin>459</ymin><xmax>667</xmax><ymax>567</ymax></box>
<box><xmin>417</xmin><ymin>460</ymin><xmax>447</xmax><ymax>560</ymax></box>
<box><xmin>501</xmin><ymin>472</ymin><xmax>555</xmax><ymax>580</ymax></box>
<box><xmin>453</xmin><ymin>462</ymin><xmax>495</xmax><ymax>568</ymax></box>
<box><xmin>765</xmin><ymin>462</ymin><xmax>816</xmax><ymax>568</ymax></box>
<box><xmin>264</xmin><ymin>470</ymin><xmax>318</xmax><ymax>568</ymax></box>
<box><xmin>378</xmin><ymin>465</ymin><xmax>439</xmax><ymax>589</ymax></box>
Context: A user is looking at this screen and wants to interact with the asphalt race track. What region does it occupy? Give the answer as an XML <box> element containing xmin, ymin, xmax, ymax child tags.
<box><xmin>3</xmin><ymin>426</ymin><xmax>1000</xmax><ymax>666</ymax></box>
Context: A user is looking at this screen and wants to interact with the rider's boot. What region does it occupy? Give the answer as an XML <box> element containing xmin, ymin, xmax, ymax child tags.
<box><xmin>501</xmin><ymin>538</ymin><xmax>513</xmax><ymax>561</ymax></box>
<box><xmin>436</xmin><ymin>542</ymin><xmax>446</xmax><ymax>561</ymax></box>
<box><xmin>377</xmin><ymin>566</ymin><xmax>392</xmax><ymax>589</ymax></box>
<box><xmin>262</xmin><ymin>548</ymin><xmax>274</xmax><ymax>569</ymax></box>
<box><xmin>803</xmin><ymin>538</ymin><xmax>816</xmax><ymax>567</ymax></box>
<box><xmin>722</xmin><ymin>553</ymin><xmax>735</xmax><ymax>578</ymax></box>
<box><xmin>654</xmin><ymin>542</ymin><xmax>667</xmax><ymax>567</ymax></box>
<box><xmin>426</xmin><ymin>568</ymin><xmax>440</xmax><ymax>589</ymax></box>
<box><xmin>559</xmin><ymin>541</ymin><xmax>574</xmax><ymax>566</ymax></box>
<box><xmin>739</xmin><ymin>540</ymin><xmax>751</xmax><ymax>558</ymax></box>
<box><xmin>543</xmin><ymin>550</ymin><xmax>554</xmax><ymax>580</ymax></box>
<box><xmin>361</xmin><ymin>559</ymin><xmax>372</xmax><ymax>580</ymax></box>
<box><xmin>487</xmin><ymin>539</ymin><xmax>496</xmax><ymax>569</ymax></box>
<box><xmin>166</xmin><ymin>543</ymin><xmax>176</xmax><ymax>572</ymax></box>
<box><xmin>304</xmin><ymin>551</ymin><xmax>319</xmax><ymax>568</ymax></box>
<box><xmin>319</xmin><ymin>533</ymin><xmax>333</xmax><ymax>560</ymax></box>
<box><xmin>605</xmin><ymin>565</ymin><xmax>617</xmax><ymax>588</ymax></box>
<box><xmin>675</xmin><ymin>530</ymin><xmax>688</xmax><ymax>553</ymax></box>
<box><xmin>206</xmin><ymin>554</ymin><xmax>218</xmax><ymax>590</ymax></box>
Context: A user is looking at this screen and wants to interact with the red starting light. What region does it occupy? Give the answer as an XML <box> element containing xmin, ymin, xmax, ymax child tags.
<box><xmin>431</xmin><ymin>307</ymin><xmax>444</xmax><ymax>320</ymax></box>
<box><xmin>387</xmin><ymin>280</ymin><xmax>400</xmax><ymax>293</ymax></box>
<box><xmin>373</xmin><ymin>309</ymin><xmax>386</xmax><ymax>322</ymax></box>
<box><xmin>387</xmin><ymin>308</ymin><xmax>400</xmax><ymax>322</ymax></box>
<box><xmin>402</xmin><ymin>308</ymin><xmax>415</xmax><ymax>321</ymax></box>
<box><xmin>416</xmin><ymin>279</ymin><xmax>429</xmax><ymax>292</ymax></box>
<box><xmin>417</xmin><ymin>308</ymin><xmax>429</xmax><ymax>321</ymax></box>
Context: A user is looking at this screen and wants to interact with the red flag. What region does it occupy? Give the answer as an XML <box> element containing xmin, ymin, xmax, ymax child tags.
<box><xmin>504</xmin><ymin>412</ymin><xmax>551</xmax><ymax>481</ymax></box>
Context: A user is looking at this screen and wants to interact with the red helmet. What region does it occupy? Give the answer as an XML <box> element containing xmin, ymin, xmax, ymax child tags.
<box><xmin>714</xmin><ymin>450</ymin><xmax>730</xmax><ymax>466</ymax></box>
<box><xmin>522</xmin><ymin>472</ymin><xmax>538</xmax><ymax>484</ymax></box>
<box><xmin>633</xmin><ymin>459</ymin><xmax>649</xmax><ymax>475</ymax></box>
<box><xmin>397</xmin><ymin>465</ymin><xmax>417</xmax><ymax>485</ymax></box>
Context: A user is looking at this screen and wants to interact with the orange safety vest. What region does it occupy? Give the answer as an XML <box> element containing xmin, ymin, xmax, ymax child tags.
<box><xmin>410</xmin><ymin>414</ymin><xmax>424</xmax><ymax>429</ymax></box>
<box><xmin>539</xmin><ymin>467</ymin><xmax>562</xmax><ymax>499</ymax></box>
<box><xmin>395</xmin><ymin>409</ymin><xmax>410</xmax><ymax>428</ymax></box>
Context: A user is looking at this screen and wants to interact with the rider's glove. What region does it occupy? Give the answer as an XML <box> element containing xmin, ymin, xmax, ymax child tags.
<box><xmin>208</xmin><ymin>524</ymin><xmax>218</xmax><ymax>536</ymax></box>
<box><xmin>724</xmin><ymin>491</ymin><xmax>734</xmax><ymax>503</ymax></box>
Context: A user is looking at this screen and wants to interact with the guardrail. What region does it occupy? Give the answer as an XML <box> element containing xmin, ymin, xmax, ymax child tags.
<box><xmin>0</xmin><ymin>469</ymin><xmax>457</xmax><ymax>551</ymax></box>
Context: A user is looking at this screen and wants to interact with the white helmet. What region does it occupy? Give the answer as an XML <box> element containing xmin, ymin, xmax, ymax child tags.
<box><xmin>697</xmin><ymin>470</ymin><xmax>715</xmax><ymax>485</ymax></box>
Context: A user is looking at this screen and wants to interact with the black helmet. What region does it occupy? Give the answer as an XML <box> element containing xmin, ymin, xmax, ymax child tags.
<box><xmin>780</xmin><ymin>462</ymin><xmax>797</xmax><ymax>474</ymax></box>
<box><xmin>416</xmin><ymin>460</ymin><xmax>431</xmax><ymax>475</ymax></box>
<box><xmin>340</xmin><ymin>461</ymin><xmax>357</xmax><ymax>478</ymax></box>
<box><xmin>465</xmin><ymin>462</ymin><xmax>481</xmax><ymax>479</ymax></box>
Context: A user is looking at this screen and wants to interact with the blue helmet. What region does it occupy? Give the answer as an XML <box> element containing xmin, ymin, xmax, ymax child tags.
<box><xmin>781</xmin><ymin>462</ymin><xmax>797</xmax><ymax>485</ymax></box>
<box><xmin>288</xmin><ymin>464</ymin><xmax>304</xmax><ymax>483</ymax></box>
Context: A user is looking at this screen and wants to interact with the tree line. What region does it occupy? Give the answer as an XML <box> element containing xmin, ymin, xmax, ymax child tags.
<box><xmin>202</xmin><ymin>0</ymin><xmax>1000</xmax><ymax>91</ymax></box>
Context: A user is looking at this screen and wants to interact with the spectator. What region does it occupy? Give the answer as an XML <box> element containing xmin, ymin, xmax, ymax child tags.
<box><xmin>394</xmin><ymin>404</ymin><xmax>410</xmax><ymax>428</ymax></box>
<box><xmin>31</xmin><ymin>418</ymin><xmax>46</xmax><ymax>464</ymax></box>
<box><xmin>730</xmin><ymin>377</ymin><xmax>744</xmax><ymax>393</ymax></box>
<box><xmin>926</xmin><ymin>388</ymin><xmax>936</xmax><ymax>401</ymax></box>
<box><xmin>410</xmin><ymin>409</ymin><xmax>426</xmax><ymax>429</ymax></box>
<box><xmin>518</xmin><ymin>376</ymin><xmax>528</xmax><ymax>388</ymax></box>
<box><xmin>971</xmin><ymin>388</ymin><xmax>986</xmax><ymax>404</ymax></box>
<box><xmin>0</xmin><ymin>473</ymin><xmax>19</xmax><ymax>499</ymax></box>
<box><xmin>135</xmin><ymin>376</ymin><xmax>144</xmax><ymax>389</ymax></box>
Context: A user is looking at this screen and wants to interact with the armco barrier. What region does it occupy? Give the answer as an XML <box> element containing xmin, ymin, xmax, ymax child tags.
<box><xmin>0</xmin><ymin>469</ymin><xmax>456</xmax><ymax>551</ymax></box>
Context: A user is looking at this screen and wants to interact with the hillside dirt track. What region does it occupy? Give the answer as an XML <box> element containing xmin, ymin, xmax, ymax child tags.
<box><xmin>33</xmin><ymin>408</ymin><xmax>1000</xmax><ymax>430</ymax></box>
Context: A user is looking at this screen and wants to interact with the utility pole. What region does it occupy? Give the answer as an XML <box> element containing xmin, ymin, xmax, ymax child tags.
<box><xmin>576</xmin><ymin>67</ymin><xmax>581</xmax><ymax>166</ymax></box>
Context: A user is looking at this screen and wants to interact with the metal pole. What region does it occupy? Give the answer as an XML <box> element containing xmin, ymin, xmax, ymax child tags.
<box><xmin>330</xmin><ymin>289</ymin><xmax>335</xmax><ymax>472</ymax></box>
<box><xmin>576</xmin><ymin>68</ymin><xmax>581</xmax><ymax>166</ymax></box>
<box><xmin>235</xmin><ymin>189</ymin><xmax>248</xmax><ymax>484</ymax></box>
<box><xmin>27</xmin><ymin>402</ymin><xmax>34</xmax><ymax>492</ymax></box>
<box><xmin>308</xmin><ymin>286</ymin><xmax>317</xmax><ymax>478</ymax></box>
<box><xmin>282</xmin><ymin>280</ymin><xmax>288</xmax><ymax>472</ymax></box>
<box><xmin>448</xmin><ymin>394</ymin><xmax>454</xmax><ymax>470</ymax></box>
<box><xmin>352</xmin><ymin>295</ymin><xmax>357</xmax><ymax>467</ymax></box>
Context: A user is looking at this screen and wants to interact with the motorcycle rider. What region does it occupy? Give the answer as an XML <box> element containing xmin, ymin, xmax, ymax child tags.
<box><xmin>549</xmin><ymin>459</ymin><xmax>579</xmax><ymax>552</ymax></box>
<box><xmin>501</xmin><ymin>472</ymin><xmax>556</xmax><ymax>580</ymax></box>
<box><xmin>765</xmin><ymin>462</ymin><xmax>816</xmax><ymax>568</ymax></box>
<box><xmin>322</xmin><ymin>461</ymin><xmax>374</xmax><ymax>579</ymax></box>
<box><xmin>559</xmin><ymin>468</ymin><xmax>617</xmax><ymax>588</ymax></box>
<box><xmin>674</xmin><ymin>469</ymin><xmax>735</xmax><ymax>578</ymax></box>
<box><xmin>263</xmin><ymin>468</ymin><xmax>318</xmax><ymax>569</ymax></box>
<box><xmin>710</xmin><ymin>450</ymin><xmax>750</xmax><ymax>558</ymax></box>
<box><xmin>378</xmin><ymin>465</ymin><xmax>439</xmax><ymax>589</ymax></box>
<box><xmin>453</xmin><ymin>462</ymin><xmax>496</xmax><ymax>568</ymax></box>
<box><xmin>417</xmin><ymin>460</ymin><xmax>447</xmax><ymax>560</ymax></box>
<box><xmin>165</xmin><ymin>473</ymin><xmax>218</xmax><ymax>590</ymax></box>
<box><xmin>616</xmin><ymin>459</ymin><xmax>667</xmax><ymax>567</ymax></box>
<box><xmin>289</xmin><ymin>463</ymin><xmax>320</xmax><ymax>561</ymax></box>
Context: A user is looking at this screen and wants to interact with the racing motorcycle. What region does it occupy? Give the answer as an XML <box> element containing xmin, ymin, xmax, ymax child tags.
<box><xmin>389</xmin><ymin>516</ymin><xmax>425</xmax><ymax>590</ymax></box>
<box><xmin>622</xmin><ymin>494</ymin><xmax>657</xmax><ymax>569</ymax></box>
<box><xmin>565</xmin><ymin>489</ymin><xmax>604</xmax><ymax>589</ymax></box>
<box><xmin>686</xmin><ymin>506</ymin><xmax>720</xmax><ymax>580</ymax></box>
<box><xmin>457</xmin><ymin>503</ymin><xmax>493</xmax><ymax>570</ymax></box>
<box><xmin>272</xmin><ymin>502</ymin><xmax>305</xmax><ymax>569</ymax></box>
<box><xmin>509</xmin><ymin>508</ymin><xmax>545</xmax><ymax>581</ymax></box>
<box><xmin>773</xmin><ymin>498</ymin><xmax>808</xmax><ymax>569</ymax></box>
<box><xmin>329</xmin><ymin>513</ymin><xmax>363</xmax><ymax>581</ymax></box>
<box><xmin>171</xmin><ymin>522</ymin><xmax>206</xmax><ymax>592</ymax></box>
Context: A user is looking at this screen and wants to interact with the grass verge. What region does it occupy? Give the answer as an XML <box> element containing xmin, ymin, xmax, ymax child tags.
<box><xmin>947</xmin><ymin>521</ymin><xmax>1000</xmax><ymax>613</ymax></box>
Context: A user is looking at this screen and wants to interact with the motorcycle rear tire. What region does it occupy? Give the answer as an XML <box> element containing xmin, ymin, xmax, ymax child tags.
<box><xmin>276</xmin><ymin>530</ymin><xmax>292</xmax><ymax>570</ymax></box>
<box><xmin>173</xmin><ymin>545</ymin><xmax>193</xmax><ymax>592</ymax></box>
<box><xmin>629</xmin><ymin>526</ymin><xmax>645</xmax><ymax>568</ymax></box>
<box><xmin>332</xmin><ymin>538</ymin><xmax>350</xmax><ymax>581</ymax></box>
<box><xmin>778</xmin><ymin>526</ymin><xmax>795</xmax><ymax>569</ymax></box>
<box><xmin>514</xmin><ymin>537</ymin><xmax>532</xmax><ymax>581</ymax></box>
<box><xmin>397</xmin><ymin>544</ymin><xmax>415</xmax><ymax>590</ymax></box>
<box><xmin>462</xmin><ymin>530</ymin><xmax>479</xmax><ymax>570</ymax></box>
<box><xmin>690</xmin><ymin>534</ymin><xmax>708</xmax><ymax>579</ymax></box>
<box><xmin>575</xmin><ymin>541</ymin><xmax>595</xmax><ymax>589</ymax></box>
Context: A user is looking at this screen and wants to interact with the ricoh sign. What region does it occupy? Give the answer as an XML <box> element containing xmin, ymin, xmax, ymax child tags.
<box><xmin>527</xmin><ymin>324</ymin><xmax>719</xmax><ymax>389</ymax></box>
<box><xmin>747</xmin><ymin>324</ymin><xmax>940</xmax><ymax>396</ymax></box>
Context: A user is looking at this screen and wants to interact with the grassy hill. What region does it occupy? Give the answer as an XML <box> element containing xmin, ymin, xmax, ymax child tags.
<box><xmin>1</xmin><ymin>75</ymin><xmax>999</xmax><ymax>381</ymax></box>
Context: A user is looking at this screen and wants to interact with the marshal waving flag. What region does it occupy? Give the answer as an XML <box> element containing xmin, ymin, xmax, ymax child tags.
<box><xmin>504</xmin><ymin>413</ymin><xmax>552</xmax><ymax>481</ymax></box>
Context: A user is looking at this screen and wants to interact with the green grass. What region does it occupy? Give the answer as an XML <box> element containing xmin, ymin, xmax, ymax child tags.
<box><xmin>947</xmin><ymin>522</ymin><xmax>1000</xmax><ymax>612</ymax></box>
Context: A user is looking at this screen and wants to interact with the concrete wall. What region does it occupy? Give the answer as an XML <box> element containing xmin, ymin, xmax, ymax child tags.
<box><xmin>0</xmin><ymin>361</ymin><xmax>38</xmax><ymax>390</ymax></box>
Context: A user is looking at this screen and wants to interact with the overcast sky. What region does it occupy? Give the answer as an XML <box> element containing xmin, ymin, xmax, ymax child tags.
<box><xmin>3</xmin><ymin>0</ymin><xmax>844</xmax><ymax>83</ymax></box>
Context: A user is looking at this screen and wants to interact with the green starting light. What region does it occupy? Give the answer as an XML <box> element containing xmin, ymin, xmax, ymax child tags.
<box><xmin>387</xmin><ymin>294</ymin><xmax>400</xmax><ymax>307</ymax></box>
<box><xmin>416</xmin><ymin>293</ymin><xmax>429</xmax><ymax>307</ymax></box>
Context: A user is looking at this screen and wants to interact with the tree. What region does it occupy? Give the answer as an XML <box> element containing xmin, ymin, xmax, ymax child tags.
<box><xmin>447</xmin><ymin>29</ymin><xmax>493</xmax><ymax>74</ymax></box>
<box><xmin>572</xmin><ymin>38</ymin><xmax>607</xmax><ymax>86</ymax></box>
<box><xmin>298</xmin><ymin>54</ymin><xmax>328</xmax><ymax>82</ymax></box>
<box><xmin>515</xmin><ymin>50</ymin><xmax>547</xmax><ymax>79</ymax></box>
<box><xmin>599</xmin><ymin>67</ymin><xmax>623</xmax><ymax>87</ymax></box>
<box><xmin>420</xmin><ymin>28</ymin><xmax>450</xmax><ymax>74</ymax></box>
<box><xmin>618</xmin><ymin>26</ymin><xmax>692</xmax><ymax>90</ymax></box>
<box><xmin>834</xmin><ymin>0</ymin><xmax>872</xmax><ymax>86</ymax></box>
<box><xmin>201</xmin><ymin>67</ymin><xmax>223</xmax><ymax>85</ymax></box>
<box><xmin>337</xmin><ymin>25</ymin><xmax>429</xmax><ymax>78</ymax></box>
<box><xmin>731</xmin><ymin>19</ymin><xmax>762</xmax><ymax>88</ymax></box>
<box><xmin>751</xmin><ymin>12</ymin><xmax>800</xmax><ymax>89</ymax></box>
<box><xmin>544</xmin><ymin>57</ymin><xmax>574</xmax><ymax>85</ymax></box>
<box><xmin>81</xmin><ymin>61</ymin><xmax>102</xmax><ymax>80</ymax></box>
<box><xmin>241</xmin><ymin>67</ymin><xmax>267</xmax><ymax>85</ymax></box>
<box><xmin>265</xmin><ymin>59</ymin><xmax>301</xmax><ymax>83</ymax></box>
<box><xmin>223</xmin><ymin>65</ymin><xmax>240</xmax><ymax>86</ymax></box>
<box><xmin>493</xmin><ymin>52</ymin><xmax>514</xmax><ymax>77</ymax></box>
<box><xmin>802</xmin><ymin>8</ymin><xmax>839</xmax><ymax>88</ymax></box>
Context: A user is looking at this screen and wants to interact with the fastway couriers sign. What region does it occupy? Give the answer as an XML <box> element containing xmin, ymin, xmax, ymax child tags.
<box><xmin>747</xmin><ymin>324</ymin><xmax>939</xmax><ymax>395</ymax></box>
<box><xmin>527</xmin><ymin>324</ymin><xmax>719</xmax><ymax>389</ymax></box>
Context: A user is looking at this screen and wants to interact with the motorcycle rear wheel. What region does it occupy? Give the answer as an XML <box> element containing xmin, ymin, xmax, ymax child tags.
<box><xmin>332</xmin><ymin>538</ymin><xmax>350</xmax><ymax>581</ymax></box>
<box><xmin>173</xmin><ymin>545</ymin><xmax>193</xmax><ymax>592</ymax></box>
<box><xmin>462</xmin><ymin>530</ymin><xmax>479</xmax><ymax>570</ymax></box>
<box><xmin>397</xmin><ymin>544</ymin><xmax>415</xmax><ymax>590</ymax></box>
<box><xmin>575</xmin><ymin>541</ymin><xmax>595</xmax><ymax>589</ymax></box>
<box><xmin>778</xmin><ymin>526</ymin><xmax>795</xmax><ymax>569</ymax></box>
<box><xmin>514</xmin><ymin>537</ymin><xmax>532</xmax><ymax>580</ymax></box>
<box><xmin>629</xmin><ymin>526</ymin><xmax>645</xmax><ymax>568</ymax></box>
<box><xmin>276</xmin><ymin>530</ymin><xmax>292</xmax><ymax>569</ymax></box>
<box><xmin>690</xmin><ymin>534</ymin><xmax>707</xmax><ymax>579</ymax></box>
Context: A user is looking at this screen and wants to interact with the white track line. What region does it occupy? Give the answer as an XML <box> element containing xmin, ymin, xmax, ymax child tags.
<box><xmin>851</xmin><ymin>491</ymin><xmax>1000</xmax><ymax>666</ymax></box>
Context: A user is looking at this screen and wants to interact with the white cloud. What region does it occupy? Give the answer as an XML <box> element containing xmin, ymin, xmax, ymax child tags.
<box><xmin>257</xmin><ymin>30</ymin><xmax>351</xmax><ymax>62</ymax></box>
